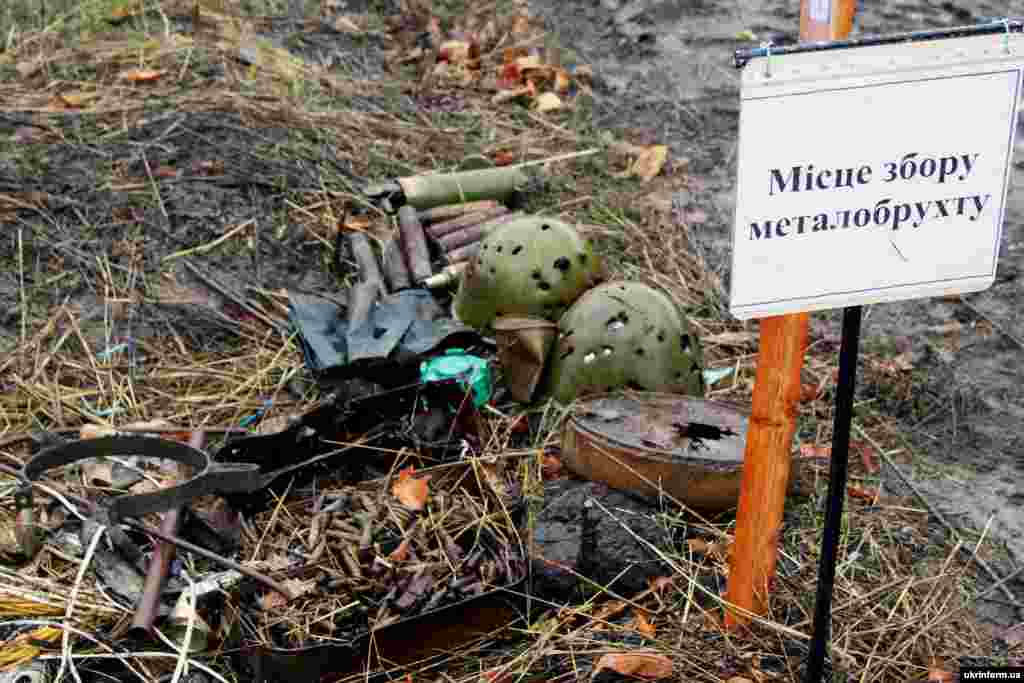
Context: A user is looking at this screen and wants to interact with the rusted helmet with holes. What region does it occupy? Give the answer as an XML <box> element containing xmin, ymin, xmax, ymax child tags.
<box><xmin>452</xmin><ymin>216</ymin><xmax>605</xmax><ymax>329</ymax></box>
<box><xmin>545</xmin><ymin>281</ymin><xmax>705</xmax><ymax>405</ymax></box>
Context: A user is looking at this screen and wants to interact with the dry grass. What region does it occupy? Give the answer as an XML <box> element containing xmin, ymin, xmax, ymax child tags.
<box><xmin>0</xmin><ymin>0</ymin><xmax>1014</xmax><ymax>682</ymax></box>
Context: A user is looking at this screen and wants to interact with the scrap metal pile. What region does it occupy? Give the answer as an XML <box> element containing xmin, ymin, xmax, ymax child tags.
<box><xmin>0</xmin><ymin>163</ymin><xmax>749</xmax><ymax>683</ymax></box>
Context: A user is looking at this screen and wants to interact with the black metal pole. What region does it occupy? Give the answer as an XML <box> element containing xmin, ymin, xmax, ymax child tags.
<box><xmin>802</xmin><ymin>304</ymin><xmax>863</xmax><ymax>683</ymax></box>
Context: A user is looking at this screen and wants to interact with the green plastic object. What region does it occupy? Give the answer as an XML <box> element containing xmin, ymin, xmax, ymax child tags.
<box><xmin>452</xmin><ymin>215</ymin><xmax>605</xmax><ymax>330</ymax></box>
<box><xmin>545</xmin><ymin>281</ymin><xmax>706</xmax><ymax>405</ymax></box>
<box><xmin>420</xmin><ymin>349</ymin><xmax>493</xmax><ymax>407</ymax></box>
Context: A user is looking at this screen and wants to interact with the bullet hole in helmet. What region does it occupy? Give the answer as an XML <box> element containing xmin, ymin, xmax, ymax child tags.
<box><xmin>538</xmin><ymin>281</ymin><xmax>551</xmax><ymax>291</ymax></box>
<box><xmin>531</xmin><ymin>270</ymin><xmax>542</xmax><ymax>280</ymax></box>
<box><xmin>541</xmin><ymin>223</ymin><xmax>551</xmax><ymax>231</ymax></box>
<box><xmin>496</xmin><ymin>245</ymin><xmax>503</xmax><ymax>253</ymax></box>
<box><xmin>512</xmin><ymin>245</ymin><xmax>523</xmax><ymax>255</ymax></box>
<box><xmin>657</xmin><ymin>330</ymin><xmax>666</xmax><ymax>343</ymax></box>
<box><xmin>635</xmin><ymin>348</ymin><xmax>645</xmax><ymax>356</ymax></box>
<box><xmin>680</xmin><ymin>334</ymin><xmax>691</xmax><ymax>351</ymax></box>
<box><xmin>553</xmin><ymin>256</ymin><xmax>571</xmax><ymax>272</ymax></box>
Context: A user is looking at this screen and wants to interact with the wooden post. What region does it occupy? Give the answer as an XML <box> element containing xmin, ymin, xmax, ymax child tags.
<box><xmin>724</xmin><ymin>0</ymin><xmax>858</xmax><ymax>630</ymax></box>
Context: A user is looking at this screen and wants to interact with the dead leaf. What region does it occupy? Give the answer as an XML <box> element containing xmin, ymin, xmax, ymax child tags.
<box><xmin>686</xmin><ymin>538</ymin><xmax>711</xmax><ymax>553</ymax></box>
<box><xmin>16</xmin><ymin>60</ymin><xmax>43</xmax><ymax>79</ymax></box>
<box><xmin>927</xmin><ymin>670</ymin><xmax>954</xmax><ymax>682</ymax></box>
<box><xmin>554</xmin><ymin>68</ymin><xmax>572</xmax><ymax>93</ymax></box>
<box><xmin>55</xmin><ymin>92</ymin><xmax>97</xmax><ymax>109</ymax></box>
<box><xmin>392</xmin><ymin>466</ymin><xmax>431</xmax><ymax>510</ymax></box>
<box><xmin>632</xmin><ymin>611</ymin><xmax>656</xmax><ymax>637</ymax></box>
<box><xmin>632</xmin><ymin>145</ymin><xmax>668</xmax><ymax>183</ymax></box>
<box><xmin>510</xmin><ymin>14</ymin><xmax>530</xmax><ymax>35</ymax></box>
<box><xmin>799</xmin><ymin>443</ymin><xmax>831</xmax><ymax>460</ymax></box>
<box><xmin>389</xmin><ymin>537</ymin><xmax>412</xmax><ymax>562</ymax></box>
<box><xmin>110</xmin><ymin>1</ymin><xmax>142</xmax><ymax>20</ymax></box>
<box><xmin>591</xmin><ymin>652</ymin><xmax>673</xmax><ymax>681</ymax></box>
<box><xmin>256</xmin><ymin>414</ymin><xmax>291</xmax><ymax>435</ymax></box>
<box><xmin>439</xmin><ymin>40</ymin><xmax>471</xmax><ymax>64</ymax></box>
<box><xmin>856</xmin><ymin>441</ymin><xmax>879</xmax><ymax>474</ymax></box>
<box><xmin>847</xmin><ymin>485</ymin><xmax>877</xmax><ymax>502</ymax></box>
<box><xmin>333</xmin><ymin>15</ymin><xmax>363</xmax><ymax>33</ymax></box>
<box><xmin>493</xmin><ymin>150</ymin><xmax>514</xmax><ymax>166</ymax></box>
<box><xmin>121</xmin><ymin>69</ymin><xmax>164</xmax><ymax>83</ymax></box>
<box><xmin>541</xmin><ymin>454</ymin><xmax>563</xmax><ymax>479</ymax></box>
<box><xmin>533</xmin><ymin>92</ymin><xmax>562</xmax><ymax>113</ymax></box>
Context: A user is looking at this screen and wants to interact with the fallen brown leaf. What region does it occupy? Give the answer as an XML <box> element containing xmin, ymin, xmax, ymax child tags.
<box><xmin>591</xmin><ymin>652</ymin><xmax>672</xmax><ymax>681</ymax></box>
<box><xmin>389</xmin><ymin>537</ymin><xmax>412</xmax><ymax>562</ymax></box>
<box><xmin>847</xmin><ymin>485</ymin><xmax>877</xmax><ymax>502</ymax></box>
<box><xmin>393</xmin><ymin>466</ymin><xmax>431</xmax><ymax>510</ymax></box>
<box><xmin>799</xmin><ymin>443</ymin><xmax>831</xmax><ymax>459</ymax></box>
<box><xmin>632</xmin><ymin>145</ymin><xmax>668</xmax><ymax>182</ymax></box>
<box><xmin>856</xmin><ymin>441</ymin><xmax>879</xmax><ymax>474</ymax></box>
<box><xmin>510</xmin><ymin>14</ymin><xmax>530</xmax><ymax>35</ymax></box>
<box><xmin>493</xmin><ymin>150</ymin><xmax>515</xmax><ymax>166</ymax></box>
<box><xmin>333</xmin><ymin>15</ymin><xmax>363</xmax><ymax>33</ymax></box>
<box><xmin>632</xmin><ymin>611</ymin><xmax>656</xmax><ymax>637</ymax></box>
<box><xmin>927</xmin><ymin>669</ymin><xmax>954</xmax><ymax>682</ymax></box>
<box><xmin>533</xmin><ymin>92</ymin><xmax>562</xmax><ymax>113</ymax></box>
<box><xmin>541</xmin><ymin>453</ymin><xmax>564</xmax><ymax>479</ymax></box>
<box><xmin>121</xmin><ymin>69</ymin><xmax>164</xmax><ymax>83</ymax></box>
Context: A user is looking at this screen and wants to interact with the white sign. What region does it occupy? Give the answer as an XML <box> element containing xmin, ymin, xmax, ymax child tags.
<box><xmin>729</xmin><ymin>31</ymin><xmax>1024</xmax><ymax>320</ymax></box>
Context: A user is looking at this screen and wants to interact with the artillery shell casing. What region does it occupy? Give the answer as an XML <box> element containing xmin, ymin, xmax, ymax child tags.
<box><xmin>418</xmin><ymin>200</ymin><xmax>503</xmax><ymax>226</ymax></box>
<box><xmin>397</xmin><ymin>205</ymin><xmax>433</xmax><ymax>283</ymax></box>
<box><xmin>438</xmin><ymin>223</ymin><xmax>488</xmax><ymax>252</ymax></box>
<box><xmin>426</xmin><ymin>206</ymin><xmax>511</xmax><ymax>239</ymax></box>
<box><xmin>381</xmin><ymin>237</ymin><xmax>411</xmax><ymax>292</ymax></box>
<box><xmin>397</xmin><ymin>166</ymin><xmax>528</xmax><ymax>211</ymax></box>
<box><xmin>346</xmin><ymin>232</ymin><xmax>384</xmax><ymax>287</ymax></box>
<box><xmin>423</xmin><ymin>262</ymin><xmax>468</xmax><ymax>289</ymax></box>
<box><xmin>446</xmin><ymin>242</ymin><xmax>479</xmax><ymax>264</ymax></box>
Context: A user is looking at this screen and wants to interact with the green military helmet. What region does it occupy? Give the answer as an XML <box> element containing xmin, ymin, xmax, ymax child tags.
<box><xmin>452</xmin><ymin>216</ymin><xmax>605</xmax><ymax>329</ymax></box>
<box><xmin>545</xmin><ymin>281</ymin><xmax>705</xmax><ymax>405</ymax></box>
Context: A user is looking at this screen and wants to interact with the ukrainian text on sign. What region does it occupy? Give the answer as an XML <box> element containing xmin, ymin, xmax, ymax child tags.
<box><xmin>729</xmin><ymin>33</ymin><xmax>1023</xmax><ymax>319</ymax></box>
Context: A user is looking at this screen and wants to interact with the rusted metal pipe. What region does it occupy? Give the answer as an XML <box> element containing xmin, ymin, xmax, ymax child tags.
<box><xmin>398</xmin><ymin>206</ymin><xmax>433</xmax><ymax>284</ymax></box>
<box><xmin>418</xmin><ymin>200</ymin><xmax>503</xmax><ymax>226</ymax></box>
<box><xmin>130</xmin><ymin>431</ymin><xmax>205</xmax><ymax>637</ymax></box>
<box><xmin>425</xmin><ymin>206</ymin><xmax>511</xmax><ymax>240</ymax></box>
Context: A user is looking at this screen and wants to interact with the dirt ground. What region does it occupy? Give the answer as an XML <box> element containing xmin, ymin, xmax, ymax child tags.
<box><xmin>529</xmin><ymin>0</ymin><xmax>1024</xmax><ymax>621</ymax></box>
